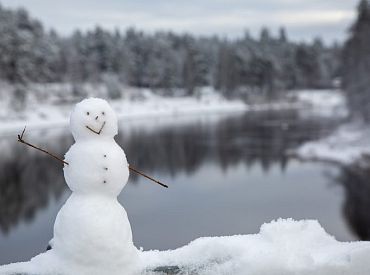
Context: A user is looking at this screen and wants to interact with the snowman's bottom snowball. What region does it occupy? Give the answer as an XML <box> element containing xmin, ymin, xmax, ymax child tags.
<box><xmin>2</xmin><ymin>219</ymin><xmax>370</xmax><ymax>275</ymax></box>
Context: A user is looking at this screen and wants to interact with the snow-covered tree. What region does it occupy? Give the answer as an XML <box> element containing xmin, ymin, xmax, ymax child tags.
<box><xmin>0</xmin><ymin>3</ymin><xmax>342</xmax><ymax>100</ymax></box>
<box><xmin>343</xmin><ymin>0</ymin><xmax>370</xmax><ymax>121</ymax></box>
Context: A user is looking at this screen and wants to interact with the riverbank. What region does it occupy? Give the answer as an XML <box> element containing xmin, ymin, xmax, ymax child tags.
<box><xmin>294</xmin><ymin>121</ymin><xmax>370</xmax><ymax>166</ymax></box>
<box><xmin>0</xmin><ymin>88</ymin><xmax>347</xmax><ymax>136</ymax></box>
<box><xmin>0</xmin><ymin>93</ymin><xmax>247</xmax><ymax>135</ymax></box>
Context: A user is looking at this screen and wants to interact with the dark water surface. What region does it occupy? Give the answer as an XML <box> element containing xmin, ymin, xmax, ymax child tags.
<box><xmin>0</xmin><ymin>111</ymin><xmax>360</xmax><ymax>264</ymax></box>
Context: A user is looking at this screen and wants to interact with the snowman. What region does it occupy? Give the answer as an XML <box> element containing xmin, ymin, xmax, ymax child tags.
<box><xmin>1</xmin><ymin>98</ymin><xmax>143</xmax><ymax>275</ymax></box>
<box><xmin>54</xmin><ymin>97</ymin><xmax>140</xmax><ymax>273</ymax></box>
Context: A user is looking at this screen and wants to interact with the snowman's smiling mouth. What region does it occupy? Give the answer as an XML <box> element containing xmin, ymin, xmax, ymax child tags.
<box><xmin>86</xmin><ymin>121</ymin><xmax>106</xmax><ymax>135</ymax></box>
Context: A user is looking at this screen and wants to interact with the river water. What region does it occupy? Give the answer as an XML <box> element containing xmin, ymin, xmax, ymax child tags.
<box><xmin>0</xmin><ymin>110</ymin><xmax>357</xmax><ymax>265</ymax></box>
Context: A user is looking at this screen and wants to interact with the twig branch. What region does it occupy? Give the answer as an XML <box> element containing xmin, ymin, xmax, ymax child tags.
<box><xmin>129</xmin><ymin>165</ymin><xmax>168</xmax><ymax>188</ymax></box>
<box><xmin>17</xmin><ymin>126</ymin><xmax>69</xmax><ymax>166</ymax></box>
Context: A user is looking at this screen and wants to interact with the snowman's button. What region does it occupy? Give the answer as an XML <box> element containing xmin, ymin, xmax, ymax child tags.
<box><xmin>103</xmin><ymin>180</ymin><xmax>107</xmax><ymax>184</ymax></box>
<box><xmin>104</xmin><ymin>167</ymin><xmax>108</xmax><ymax>170</ymax></box>
<box><xmin>104</xmin><ymin>154</ymin><xmax>107</xmax><ymax>158</ymax></box>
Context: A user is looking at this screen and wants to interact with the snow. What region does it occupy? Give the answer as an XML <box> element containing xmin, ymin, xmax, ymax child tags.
<box><xmin>2</xmin><ymin>219</ymin><xmax>370</xmax><ymax>275</ymax></box>
<box><xmin>295</xmin><ymin>121</ymin><xmax>370</xmax><ymax>165</ymax></box>
<box><xmin>0</xmin><ymin>88</ymin><xmax>247</xmax><ymax>136</ymax></box>
<box><xmin>288</xmin><ymin>89</ymin><xmax>348</xmax><ymax>119</ymax></box>
<box><xmin>60</xmin><ymin>98</ymin><xmax>138</xmax><ymax>273</ymax></box>
<box><xmin>70</xmin><ymin>98</ymin><xmax>118</xmax><ymax>140</ymax></box>
<box><xmin>141</xmin><ymin>219</ymin><xmax>370</xmax><ymax>275</ymax></box>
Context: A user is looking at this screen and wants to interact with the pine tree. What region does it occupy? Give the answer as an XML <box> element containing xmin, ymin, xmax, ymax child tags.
<box><xmin>279</xmin><ymin>27</ymin><xmax>287</xmax><ymax>43</ymax></box>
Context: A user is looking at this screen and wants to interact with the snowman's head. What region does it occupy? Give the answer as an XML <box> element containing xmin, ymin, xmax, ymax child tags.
<box><xmin>70</xmin><ymin>98</ymin><xmax>118</xmax><ymax>141</ymax></box>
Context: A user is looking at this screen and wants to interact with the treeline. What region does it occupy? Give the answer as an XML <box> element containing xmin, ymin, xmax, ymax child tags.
<box><xmin>343</xmin><ymin>0</ymin><xmax>370</xmax><ymax>121</ymax></box>
<box><xmin>0</xmin><ymin>3</ymin><xmax>340</xmax><ymax>97</ymax></box>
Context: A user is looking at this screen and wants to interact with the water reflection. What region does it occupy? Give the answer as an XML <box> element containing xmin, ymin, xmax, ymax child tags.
<box><xmin>0</xmin><ymin>134</ymin><xmax>72</xmax><ymax>234</ymax></box>
<box><xmin>123</xmin><ymin>111</ymin><xmax>336</xmax><ymax>177</ymax></box>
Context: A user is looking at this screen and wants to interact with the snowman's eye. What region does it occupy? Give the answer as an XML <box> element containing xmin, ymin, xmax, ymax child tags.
<box><xmin>86</xmin><ymin>112</ymin><xmax>90</xmax><ymax>115</ymax></box>
<box><xmin>102</xmin><ymin>111</ymin><xmax>105</xmax><ymax>115</ymax></box>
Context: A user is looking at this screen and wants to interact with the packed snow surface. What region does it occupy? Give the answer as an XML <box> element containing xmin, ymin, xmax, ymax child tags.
<box><xmin>2</xmin><ymin>219</ymin><xmax>370</xmax><ymax>275</ymax></box>
<box><xmin>141</xmin><ymin>218</ymin><xmax>370</xmax><ymax>275</ymax></box>
<box><xmin>295</xmin><ymin>121</ymin><xmax>370</xmax><ymax>165</ymax></box>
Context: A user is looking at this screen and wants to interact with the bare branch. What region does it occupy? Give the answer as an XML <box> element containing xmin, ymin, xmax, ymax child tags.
<box><xmin>17</xmin><ymin>127</ymin><xmax>69</xmax><ymax>166</ymax></box>
<box><xmin>129</xmin><ymin>165</ymin><xmax>168</xmax><ymax>188</ymax></box>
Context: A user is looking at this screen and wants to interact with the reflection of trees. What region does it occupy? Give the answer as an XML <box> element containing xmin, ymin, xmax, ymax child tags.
<box><xmin>212</xmin><ymin>111</ymin><xmax>332</xmax><ymax>172</ymax></box>
<box><xmin>0</xmin><ymin>112</ymin><xmax>338</xmax><ymax>233</ymax></box>
<box><xmin>121</xmin><ymin>122</ymin><xmax>210</xmax><ymax>179</ymax></box>
<box><xmin>0</xmin><ymin>137</ymin><xmax>72</xmax><ymax>234</ymax></box>
<box><xmin>338</xmin><ymin>158</ymin><xmax>370</xmax><ymax>240</ymax></box>
<box><xmin>120</xmin><ymin>111</ymin><xmax>338</xmax><ymax>178</ymax></box>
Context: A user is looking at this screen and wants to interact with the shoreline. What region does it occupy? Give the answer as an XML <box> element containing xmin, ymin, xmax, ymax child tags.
<box><xmin>293</xmin><ymin>121</ymin><xmax>370</xmax><ymax>166</ymax></box>
<box><xmin>0</xmin><ymin>89</ymin><xmax>348</xmax><ymax>137</ymax></box>
<box><xmin>0</xmin><ymin>97</ymin><xmax>247</xmax><ymax>136</ymax></box>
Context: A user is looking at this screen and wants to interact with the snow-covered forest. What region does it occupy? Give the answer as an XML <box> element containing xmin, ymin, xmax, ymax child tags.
<box><xmin>0</xmin><ymin>3</ymin><xmax>340</xmax><ymax>100</ymax></box>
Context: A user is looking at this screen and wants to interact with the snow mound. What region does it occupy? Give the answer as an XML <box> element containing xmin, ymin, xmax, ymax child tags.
<box><xmin>141</xmin><ymin>219</ymin><xmax>370</xmax><ymax>275</ymax></box>
<box><xmin>295</xmin><ymin>122</ymin><xmax>370</xmax><ymax>165</ymax></box>
<box><xmin>2</xmin><ymin>219</ymin><xmax>370</xmax><ymax>275</ymax></box>
<box><xmin>292</xmin><ymin>89</ymin><xmax>348</xmax><ymax>119</ymax></box>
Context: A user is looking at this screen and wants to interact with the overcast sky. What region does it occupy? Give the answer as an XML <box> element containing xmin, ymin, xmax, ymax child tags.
<box><xmin>1</xmin><ymin>0</ymin><xmax>359</xmax><ymax>43</ymax></box>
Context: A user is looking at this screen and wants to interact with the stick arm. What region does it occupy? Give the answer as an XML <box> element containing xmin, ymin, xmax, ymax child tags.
<box><xmin>17</xmin><ymin>126</ymin><xmax>69</xmax><ymax>166</ymax></box>
<box><xmin>128</xmin><ymin>164</ymin><xmax>168</xmax><ymax>188</ymax></box>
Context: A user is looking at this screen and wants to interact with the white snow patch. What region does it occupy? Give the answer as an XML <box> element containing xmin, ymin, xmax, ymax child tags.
<box><xmin>0</xmin><ymin>87</ymin><xmax>348</xmax><ymax>136</ymax></box>
<box><xmin>141</xmin><ymin>219</ymin><xmax>370</xmax><ymax>274</ymax></box>
<box><xmin>0</xmin><ymin>89</ymin><xmax>247</xmax><ymax>136</ymax></box>
<box><xmin>289</xmin><ymin>89</ymin><xmax>348</xmax><ymax>119</ymax></box>
<box><xmin>295</xmin><ymin>121</ymin><xmax>370</xmax><ymax>165</ymax></box>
